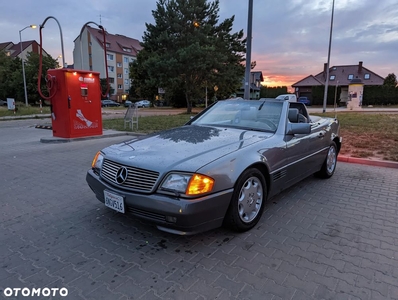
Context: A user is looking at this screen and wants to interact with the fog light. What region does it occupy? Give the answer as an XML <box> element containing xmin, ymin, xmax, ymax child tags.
<box><xmin>166</xmin><ymin>216</ymin><xmax>177</xmax><ymax>223</ymax></box>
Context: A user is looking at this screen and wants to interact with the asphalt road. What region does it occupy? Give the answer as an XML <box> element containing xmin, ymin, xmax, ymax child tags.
<box><xmin>1</xmin><ymin>121</ymin><xmax>398</xmax><ymax>299</ymax></box>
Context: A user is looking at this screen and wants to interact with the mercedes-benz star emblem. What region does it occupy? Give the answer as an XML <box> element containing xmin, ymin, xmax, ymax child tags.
<box><xmin>115</xmin><ymin>167</ymin><xmax>128</xmax><ymax>184</ymax></box>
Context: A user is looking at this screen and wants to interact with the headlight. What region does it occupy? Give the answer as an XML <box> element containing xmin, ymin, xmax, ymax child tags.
<box><xmin>160</xmin><ymin>173</ymin><xmax>214</xmax><ymax>196</ymax></box>
<box><xmin>91</xmin><ymin>151</ymin><xmax>104</xmax><ymax>171</ymax></box>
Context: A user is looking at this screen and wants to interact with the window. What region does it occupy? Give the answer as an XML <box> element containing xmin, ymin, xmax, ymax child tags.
<box><xmin>123</xmin><ymin>47</ymin><xmax>132</xmax><ymax>52</ymax></box>
<box><xmin>117</xmin><ymin>62</ymin><xmax>122</xmax><ymax>67</ymax></box>
<box><xmin>109</xmin><ymin>77</ymin><xmax>115</xmax><ymax>83</ymax></box>
<box><xmin>330</xmin><ymin>75</ymin><xmax>336</xmax><ymax>80</ymax></box>
<box><xmin>124</xmin><ymin>57</ymin><xmax>129</xmax><ymax>63</ymax></box>
<box><xmin>124</xmin><ymin>68</ymin><xmax>129</xmax><ymax>74</ymax></box>
<box><xmin>108</xmin><ymin>66</ymin><xmax>114</xmax><ymax>72</ymax></box>
<box><xmin>364</xmin><ymin>73</ymin><xmax>371</xmax><ymax>80</ymax></box>
<box><xmin>106</xmin><ymin>43</ymin><xmax>110</xmax><ymax>48</ymax></box>
<box><xmin>131</xmin><ymin>57</ymin><xmax>135</xmax><ymax>62</ymax></box>
<box><xmin>124</xmin><ymin>79</ymin><xmax>129</xmax><ymax>85</ymax></box>
<box><xmin>107</xmin><ymin>54</ymin><xmax>114</xmax><ymax>61</ymax></box>
<box><xmin>117</xmin><ymin>73</ymin><xmax>122</xmax><ymax>78</ymax></box>
<box><xmin>118</xmin><ymin>84</ymin><xmax>122</xmax><ymax>89</ymax></box>
<box><xmin>348</xmin><ymin>74</ymin><xmax>354</xmax><ymax>80</ymax></box>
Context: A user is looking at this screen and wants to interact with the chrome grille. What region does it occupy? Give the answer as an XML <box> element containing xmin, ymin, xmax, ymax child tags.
<box><xmin>101</xmin><ymin>159</ymin><xmax>160</xmax><ymax>192</ymax></box>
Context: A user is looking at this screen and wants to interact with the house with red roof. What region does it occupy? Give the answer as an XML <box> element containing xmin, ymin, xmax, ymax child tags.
<box><xmin>0</xmin><ymin>40</ymin><xmax>48</xmax><ymax>59</ymax></box>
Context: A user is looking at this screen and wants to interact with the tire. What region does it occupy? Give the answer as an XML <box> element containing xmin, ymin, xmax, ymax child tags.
<box><xmin>315</xmin><ymin>142</ymin><xmax>337</xmax><ymax>178</ymax></box>
<box><xmin>224</xmin><ymin>168</ymin><xmax>267</xmax><ymax>232</ymax></box>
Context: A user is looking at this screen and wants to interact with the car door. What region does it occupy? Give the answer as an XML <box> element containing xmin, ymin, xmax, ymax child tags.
<box><xmin>284</xmin><ymin>129</ymin><xmax>312</xmax><ymax>184</ymax></box>
<box><xmin>306</xmin><ymin>121</ymin><xmax>329</xmax><ymax>172</ymax></box>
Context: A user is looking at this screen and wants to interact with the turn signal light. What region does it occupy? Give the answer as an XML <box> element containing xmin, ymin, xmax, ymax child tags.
<box><xmin>91</xmin><ymin>151</ymin><xmax>101</xmax><ymax>168</ymax></box>
<box><xmin>187</xmin><ymin>174</ymin><xmax>214</xmax><ymax>195</ymax></box>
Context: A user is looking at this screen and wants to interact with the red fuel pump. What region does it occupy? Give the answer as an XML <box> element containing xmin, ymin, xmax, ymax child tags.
<box><xmin>37</xmin><ymin>17</ymin><xmax>109</xmax><ymax>138</ymax></box>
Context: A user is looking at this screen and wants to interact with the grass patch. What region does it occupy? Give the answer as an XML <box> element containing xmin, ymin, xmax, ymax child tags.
<box><xmin>313</xmin><ymin>112</ymin><xmax>398</xmax><ymax>161</ymax></box>
<box><xmin>103</xmin><ymin>113</ymin><xmax>196</xmax><ymax>133</ymax></box>
<box><xmin>0</xmin><ymin>105</ymin><xmax>50</xmax><ymax>117</ymax></box>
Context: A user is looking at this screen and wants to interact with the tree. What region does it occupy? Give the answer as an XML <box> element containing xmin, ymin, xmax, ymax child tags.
<box><xmin>131</xmin><ymin>0</ymin><xmax>246</xmax><ymax>113</ymax></box>
<box><xmin>100</xmin><ymin>78</ymin><xmax>114</xmax><ymax>98</ymax></box>
<box><xmin>25</xmin><ymin>52</ymin><xmax>58</xmax><ymax>104</ymax></box>
<box><xmin>0</xmin><ymin>51</ymin><xmax>58</xmax><ymax>105</ymax></box>
<box><xmin>383</xmin><ymin>73</ymin><xmax>397</xmax><ymax>87</ymax></box>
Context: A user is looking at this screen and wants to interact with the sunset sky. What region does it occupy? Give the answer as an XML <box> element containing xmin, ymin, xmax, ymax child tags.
<box><xmin>1</xmin><ymin>0</ymin><xmax>397</xmax><ymax>88</ymax></box>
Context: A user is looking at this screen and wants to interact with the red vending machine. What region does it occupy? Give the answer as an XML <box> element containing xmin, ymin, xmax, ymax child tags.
<box><xmin>46</xmin><ymin>68</ymin><xmax>103</xmax><ymax>138</ymax></box>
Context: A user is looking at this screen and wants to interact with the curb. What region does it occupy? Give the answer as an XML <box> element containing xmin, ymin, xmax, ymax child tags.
<box><xmin>338</xmin><ymin>155</ymin><xmax>398</xmax><ymax>169</ymax></box>
<box><xmin>40</xmin><ymin>131</ymin><xmax>142</xmax><ymax>143</ymax></box>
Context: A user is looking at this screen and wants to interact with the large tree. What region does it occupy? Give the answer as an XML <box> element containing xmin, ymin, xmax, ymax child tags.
<box><xmin>131</xmin><ymin>0</ymin><xmax>246</xmax><ymax>112</ymax></box>
<box><xmin>0</xmin><ymin>51</ymin><xmax>57</xmax><ymax>104</ymax></box>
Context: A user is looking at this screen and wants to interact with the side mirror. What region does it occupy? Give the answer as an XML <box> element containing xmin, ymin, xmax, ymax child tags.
<box><xmin>286</xmin><ymin>123</ymin><xmax>311</xmax><ymax>135</ymax></box>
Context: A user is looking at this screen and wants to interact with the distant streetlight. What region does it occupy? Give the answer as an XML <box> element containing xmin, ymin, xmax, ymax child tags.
<box><xmin>19</xmin><ymin>24</ymin><xmax>37</xmax><ymax>107</ymax></box>
<box><xmin>322</xmin><ymin>0</ymin><xmax>335</xmax><ymax>113</ymax></box>
<box><xmin>244</xmin><ymin>0</ymin><xmax>253</xmax><ymax>99</ymax></box>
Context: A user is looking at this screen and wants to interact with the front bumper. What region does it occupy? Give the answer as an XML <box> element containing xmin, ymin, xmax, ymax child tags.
<box><xmin>86</xmin><ymin>170</ymin><xmax>233</xmax><ymax>235</ymax></box>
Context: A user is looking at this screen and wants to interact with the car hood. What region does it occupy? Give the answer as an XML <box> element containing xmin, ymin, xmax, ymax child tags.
<box><xmin>102</xmin><ymin>125</ymin><xmax>273</xmax><ymax>172</ymax></box>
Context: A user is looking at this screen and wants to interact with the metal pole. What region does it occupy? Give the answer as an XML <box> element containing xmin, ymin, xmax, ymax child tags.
<box><xmin>205</xmin><ymin>84</ymin><xmax>208</xmax><ymax>108</ymax></box>
<box><xmin>19</xmin><ymin>26</ymin><xmax>30</xmax><ymax>107</ymax></box>
<box><xmin>40</xmin><ymin>16</ymin><xmax>65</xmax><ymax>68</ymax></box>
<box><xmin>322</xmin><ymin>0</ymin><xmax>335</xmax><ymax>113</ymax></box>
<box><xmin>244</xmin><ymin>0</ymin><xmax>253</xmax><ymax>100</ymax></box>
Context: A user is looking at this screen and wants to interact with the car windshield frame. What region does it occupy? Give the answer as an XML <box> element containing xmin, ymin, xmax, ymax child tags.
<box><xmin>190</xmin><ymin>99</ymin><xmax>283</xmax><ymax>133</ymax></box>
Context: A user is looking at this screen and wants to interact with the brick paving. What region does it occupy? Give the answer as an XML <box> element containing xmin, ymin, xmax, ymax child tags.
<box><xmin>1</xmin><ymin>121</ymin><xmax>398</xmax><ymax>299</ymax></box>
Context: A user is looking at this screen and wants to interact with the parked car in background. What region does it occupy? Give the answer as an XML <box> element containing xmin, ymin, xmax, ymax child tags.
<box><xmin>298</xmin><ymin>96</ymin><xmax>311</xmax><ymax>106</ymax></box>
<box><xmin>124</xmin><ymin>100</ymin><xmax>133</xmax><ymax>107</ymax></box>
<box><xmin>86</xmin><ymin>98</ymin><xmax>341</xmax><ymax>235</ymax></box>
<box><xmin>276</xmin><ymin>94</ymin><xmax>297</xmax><ymax>102</ymax></box>
<box><xmin>0</xmin><ymin>99</ymin><xmax>7</xmax><ymax>106</ymax></box>
<box><xmin>135</xmin><ymin>100</ymin><xmax>150</xmax><ymax>108</ymax></box>
<box><xmin>101</xmin><ymin>99</ymin><xmax>120</xmax><ymax>107</ymax></box>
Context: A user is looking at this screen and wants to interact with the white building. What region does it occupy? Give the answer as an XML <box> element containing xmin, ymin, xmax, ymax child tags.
<box><xmin>73</xmin><ymin>26</ymin><xmax>142</xmax><ymax>102</ymax></box>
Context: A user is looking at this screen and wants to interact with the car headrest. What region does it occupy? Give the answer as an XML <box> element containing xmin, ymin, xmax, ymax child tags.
<box><xmin>288</xmin><ymin>108</ymin><xmax>299</xmax><ymax>123</ymax></box>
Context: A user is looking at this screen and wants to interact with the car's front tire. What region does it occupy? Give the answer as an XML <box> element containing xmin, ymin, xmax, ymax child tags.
<box><xmin>224</xmin><ymin>168</ymin><xmax>267</xmax><ymax>232</ymax></box>
<box><xmin>315</xmin><ymin>142</ymin><xmax>337</xmax><ymax>178</ymax></box>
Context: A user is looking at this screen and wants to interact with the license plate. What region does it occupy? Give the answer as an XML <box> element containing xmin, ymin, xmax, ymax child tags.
<box><xmin>104</xmin><ymin>190</ymin><xmax>125</xmax><ymax>213</ymax></box>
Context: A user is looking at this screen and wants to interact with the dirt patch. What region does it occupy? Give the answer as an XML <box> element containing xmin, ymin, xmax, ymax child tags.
<box><xmin>339</xmin><ymin>129</ymin><xmax>398</xmax><ymax>162</ymax></box>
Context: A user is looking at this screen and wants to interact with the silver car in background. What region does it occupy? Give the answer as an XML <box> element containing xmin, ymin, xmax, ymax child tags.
<box><xmin>86</xmin><ymin>98</ymin><xmax>341</xmax><ymax>235</ymax></box>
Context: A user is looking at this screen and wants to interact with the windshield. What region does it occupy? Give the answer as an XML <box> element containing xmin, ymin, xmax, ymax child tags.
<box><xmin>191</xmin><ymin>100</ymin><xmax>283</xmax><ymax>133</ymax></box>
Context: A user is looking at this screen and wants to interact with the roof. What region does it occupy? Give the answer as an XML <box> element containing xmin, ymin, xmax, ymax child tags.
<box><xmin>0</xmin><ymin>42</ymin><xmax>13</xmax><ymax>51</ymax></box>
<box><xmin>292</xmin><ymin>62</ymin><xmax>385</xmax><ymax>87</ymax></box>
<box><xmin>84</xmin><ymin>26</ymin><xmax>142</xmax><ymax>56</ymax></box>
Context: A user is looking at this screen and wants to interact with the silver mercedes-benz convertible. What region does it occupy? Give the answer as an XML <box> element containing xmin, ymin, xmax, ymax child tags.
<box><xmin>86</xmin><ymin>98</ymin><xmax>341</xmax><ymax>235</ymax></box>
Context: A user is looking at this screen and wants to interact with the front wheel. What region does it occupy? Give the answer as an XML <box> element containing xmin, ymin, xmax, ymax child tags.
<box><xmin>224</xmin><ymin>168</ymin><xmax>267</xmax><ymax>232</ymax></box>
<box><xmin>315</xmin><ymin>142</ymin><xmax>337</xmax><ymax>178</ymax></box>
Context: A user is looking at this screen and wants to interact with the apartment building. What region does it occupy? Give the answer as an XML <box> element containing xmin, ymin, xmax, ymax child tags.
<box><xmin>73</xmin><ymin>26</ymin><xmax>142</xmax><ymax>102</ymax></box>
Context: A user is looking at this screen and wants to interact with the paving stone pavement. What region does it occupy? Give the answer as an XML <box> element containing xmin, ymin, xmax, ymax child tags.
<box><xmin>1</xmin><ymin>122</ymin><xmax>398</xmax><ymax>300</ymax></box>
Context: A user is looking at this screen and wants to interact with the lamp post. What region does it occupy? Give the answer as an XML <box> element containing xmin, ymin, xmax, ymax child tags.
<box><xmin>19</xmin><ymin>25</ymin><xmax>37</xmax><ymax>107</ymax></box>
<box><xmin>244</xmin><ymin>0</ymin><xmax>253</xmax><ymax>100</ymax></box>
<box><xmin>322</xmin><ymin>0</ymin><xmax>335</xmax><ymax>113</ymax></box>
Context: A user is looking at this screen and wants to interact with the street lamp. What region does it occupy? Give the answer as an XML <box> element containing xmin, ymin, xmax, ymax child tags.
<box><xmin>244</xmin><ymin>0</ymin><xmax>253</xmax><ymax>100</ymax></box>
<box><xmin>19</xmin><ymin>24</ymin><xmax>37</xmax><ymax>107</ymax></box>
<box><xmin>322</xmin><ymin>0</ymin><xmax>335</xmax><ymax>113</ymax></box>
